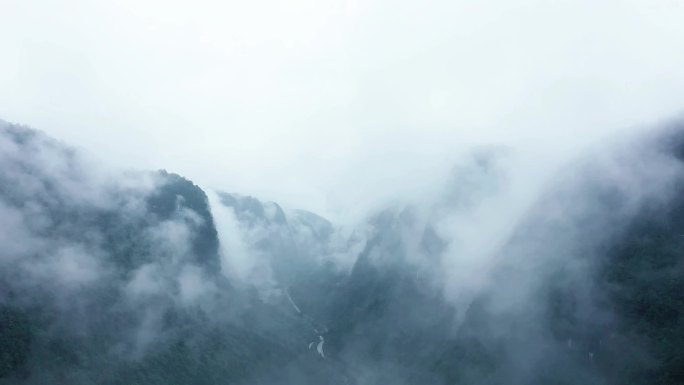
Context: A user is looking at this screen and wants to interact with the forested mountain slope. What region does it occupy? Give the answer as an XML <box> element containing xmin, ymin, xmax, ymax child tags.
<box><xmin>2</xmin><ymin>120</ymin><xmax>684</xmax><ymax>385</ymax></box>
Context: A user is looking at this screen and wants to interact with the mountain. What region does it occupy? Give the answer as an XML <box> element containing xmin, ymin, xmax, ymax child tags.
<box><xmin>0</xmin><ymin>121</ymin><xmax>348</xmax><ymax>385</ymax></box>
<box><xmin>2</xmin><ymin>119</ymin><xmax>684</xmax><ymax>384</ymax></box>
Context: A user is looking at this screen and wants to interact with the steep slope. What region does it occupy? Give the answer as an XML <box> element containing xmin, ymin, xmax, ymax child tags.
<box><xmin>432</xmin><ymin>129</ymin><xmax>684</xmax><ymax>385</ymax></box>
<box><xmin>3</xmin><ymin>119</ymin><xmax>684</xmax><ymax>385</ymax></box>
<box><xmin>0</xmin><ymin>121</ymin><xmax>347</xmax><ymax>385</ymax></box>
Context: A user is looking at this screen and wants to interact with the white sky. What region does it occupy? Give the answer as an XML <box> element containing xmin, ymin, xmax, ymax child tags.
<box><xmin>2</xmin><ymin>0</ymin><xmax>684</xmax><ymax>219</ymax></box>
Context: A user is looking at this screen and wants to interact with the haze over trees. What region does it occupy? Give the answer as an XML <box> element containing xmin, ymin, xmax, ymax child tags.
<box><xmin>2</xmin><ymin>120</ymin><xmax>684</xmax><ymax>384</ymax></box>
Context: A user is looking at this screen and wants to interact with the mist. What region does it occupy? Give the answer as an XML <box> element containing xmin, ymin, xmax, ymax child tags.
<box><xmin>3</xmin><ymin>1</ymin><xmax>684</xmax><ymax>384</ymax></box>
<box><xmin>3</xmin><ymin>0</ymin><xmax>684</xmax><ymax>219</ymax></box>
<box><xmin>3</xmin><ymin>103</ymin><xmax>684</xmax><ymax>384</ymax></box>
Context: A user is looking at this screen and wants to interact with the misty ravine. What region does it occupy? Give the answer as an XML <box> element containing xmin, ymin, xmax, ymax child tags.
<box><xmin>3</xmin><ymin>118</ymin><xmax>684</xmax><ymax>385</ymax></box>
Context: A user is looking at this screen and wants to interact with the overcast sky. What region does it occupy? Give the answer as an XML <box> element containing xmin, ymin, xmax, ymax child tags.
<box><xmin>2</xmin><ymin>0</ymin><xmax>684</xmax><ymax>219</ymax></box>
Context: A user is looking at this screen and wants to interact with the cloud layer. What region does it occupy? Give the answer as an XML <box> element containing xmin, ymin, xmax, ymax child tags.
<box><xmin>2</xmin><ymin>0</ymin><xmax>684</xmax><ymax>218</ymax></box>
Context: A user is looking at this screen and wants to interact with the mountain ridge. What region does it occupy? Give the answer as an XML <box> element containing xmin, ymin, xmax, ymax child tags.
<box><xmin>2</xmin><ymin>119</ymin><xmax>684</xmax><ymax>384</ymax></box>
